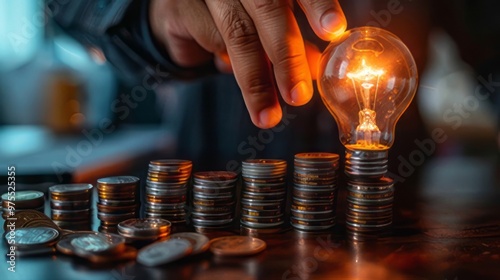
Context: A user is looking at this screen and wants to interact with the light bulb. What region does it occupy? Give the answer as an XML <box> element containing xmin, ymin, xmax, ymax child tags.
<box><xmin>318</xmin><ymin>27</ymin><xmax>418</xmax><ymax>178</ymax></box>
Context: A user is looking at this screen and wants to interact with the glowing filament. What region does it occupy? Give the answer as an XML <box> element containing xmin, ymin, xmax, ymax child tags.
<box><xmin>346</xmin><ymin>60</ymin><xmax>384</xmax><ymax>147</ymax></box>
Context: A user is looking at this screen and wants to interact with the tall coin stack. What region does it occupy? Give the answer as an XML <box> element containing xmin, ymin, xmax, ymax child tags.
<box><xmin>345</xmin><ymin>177</ymin><xmax>394</xmax><ymax>239</ymax></box>
<box><xmin>191</xmin><ymin>171</ymin><xmax>238</xmax><ymax>232</ymax></box>
<box><xmin>240</xmin><ymin>159</ymin><xmax>287</xmax><ymax>232</ymax></box>
<box><xmin>290</xmin><ymin>153</ymin><xmax>340</xmax><ymax>231</ymax></box>
<box><xmin>96</xmin><ymin>176</ymin><xmax>140</xmax><ymax>233</ymax></box>
<box><xmin>144</xmin><ymin>160</ymin><xmax>192</xmax><ymax>226</ymax></box>
<box><xmin>2</xmin><ymin>190</ymin><xmax>45</xmax><ymax>220</ymax></box>
<box><xmin>50</xmin><ymin>184</ymin><xmax>93</xmax><ymax>231</ymax></box>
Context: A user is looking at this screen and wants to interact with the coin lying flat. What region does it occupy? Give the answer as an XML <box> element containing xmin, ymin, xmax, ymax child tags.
<box><xmin>169</xmin><ymin>232</ymin><xmax>210</xmax><ymax>255</ymax></box>
<box><xmin>209</xmin><ymin>236</ymin><xmax>266</xmax><ymax>256</ymax></box>
<box><xmin>70</xmin><ymin>232</ymin><xmax>125</xmax><ymax>257</ymax></box>
<box><xmin>56</xmin><ymin>231</ymin><xmax>99</xmax><ymax>255</ymax></box>
<box><xmin>3</xmin><ymin>210</ymin><xmax>51</xmax><ymax>231</ymax></box>
<box><xmin>137</xmin><ymin>238</ymin><xmax>193</xmax><ymax>267</ymax></box>
<box><xmin>5</xmin><ymin>227</ymin><xmax>59</xmax><ymax>250</ymax></box>
<box><xmin>87</xmin><ymin>245</ymin><xmax>138</xmax><ymax>263</ymax></box>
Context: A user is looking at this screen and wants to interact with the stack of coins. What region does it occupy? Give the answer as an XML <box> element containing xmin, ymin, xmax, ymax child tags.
<box><xmin>240</xmin><ymin>159</ymin><xmax>287</xmax><ymax>232</ymax></box>
<box><xmin>49</xmin><ymin>184</ymin><xmax>93</xmax><ymax>231</ymax></box>
<box><xmin>96</xmin><ymin>176</ymin><xmax>140</xmax><ymax>233</ymax></box>
<box><xmin>345</xmin><ymin>177</ymin><xmax>394</xmax><ymax>239</ymax></box>
<box><xmin>191</xmin><ymin>171</ymin><xmax>237</xmax><ymax>232</ymax></box>
<box><xmin>117</xmin><ymin>218</ymin><xmax>171</xmax><ymax>243</ymax></box>
<box><xmin>144</xmin><ymin>160</ymin><xmax>192</xmax><ymax>225</ymax></box>
<box><xmin>2</xmin><ymin>190</ymin><xmax>45</xmax><ymax>219</ymax></box>
<box><xmin>290</xmin><ymin>153</ymin><xmax>339</xmax><ymax>231</ymax></box>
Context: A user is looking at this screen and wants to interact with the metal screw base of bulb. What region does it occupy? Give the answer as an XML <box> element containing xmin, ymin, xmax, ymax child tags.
<box><xmin>344</xmin><ymin>149</ymin><xmax>388</xmax><ymax>180</ymax></box>
<box><xmin>344</xmin><ymin>149</ymin><xmax>393</xmax><ymax>240</ymax></box>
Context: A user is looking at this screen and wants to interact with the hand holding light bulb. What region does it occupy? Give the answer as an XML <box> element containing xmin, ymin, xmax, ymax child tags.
<box><xmin>318</xmin><ymin>27</ymin><xmax>418</xmax><ymax>178</ymax></box>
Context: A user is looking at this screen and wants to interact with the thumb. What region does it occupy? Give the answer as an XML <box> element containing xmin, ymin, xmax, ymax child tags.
<box><xmin>298</xmin><ymin>0</ymin><xmax>347</xmax><ymax>41</ymax></box>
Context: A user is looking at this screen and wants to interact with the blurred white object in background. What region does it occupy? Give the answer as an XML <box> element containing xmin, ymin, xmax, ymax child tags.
<box><xmin>418</xmin><ymin>30</ymin><xmax>496</xmax><ymax>144</ymax></box>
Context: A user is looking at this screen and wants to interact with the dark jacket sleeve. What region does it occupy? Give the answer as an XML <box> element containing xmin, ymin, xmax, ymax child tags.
<box><xmin>49</xmin><ymin>0</ymin><xmax>216</xmax><ymax>85</ymax></box>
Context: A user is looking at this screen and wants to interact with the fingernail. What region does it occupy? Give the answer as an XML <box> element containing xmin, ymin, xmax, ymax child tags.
<box><xmin>258</xmin><ymin>106</ymin><xmax>282</xmax><ymax>128</ymax></box>
<box><xmin>320</xmin><ymin>10</ymin><xmax>346</xmax><ymax>38</ymax></box>
<box><xmin>290</xmin><ymin>81</ymin><xmax>312</xmax><ymax>105</ymax></box>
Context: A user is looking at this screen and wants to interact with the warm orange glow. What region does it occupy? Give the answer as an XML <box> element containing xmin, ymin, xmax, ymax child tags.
<box><xmin>345</xmin><ymin>59</ymin><xmax>385</xmax><ymax>148</ymax></box>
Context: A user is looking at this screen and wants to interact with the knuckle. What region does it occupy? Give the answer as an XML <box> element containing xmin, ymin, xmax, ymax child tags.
<box><xmin>245</xmin><ymin>77</ymin><xmax>275</xmax><ymax>99</ymax></box>
<box><xmin>275</xmin><ymin>51</ymin><xmax>303</xmax><ymax>70</ymax></box>
<box><xmin>221</xmin><ymin>10</ymin><xmax>258</xmax><ymax>47</ymax></box>
<box><xmin>254</xmin><ymin>0</ymin><xmax>282</xmax><ymax>10</ymax></box>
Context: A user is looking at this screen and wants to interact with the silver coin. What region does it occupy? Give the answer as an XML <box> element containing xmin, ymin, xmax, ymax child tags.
<box><xmin>56</xmin><ymin>231</ymin><xmax>98</xmax><ymax>255</ymax></box>
<box><xmin>6</xmin><ymin>227</ymin><xmax>59</xmax><ymax>249</ymax></box>
<box><xmin>137</xmin><ymin>238</ymin><xmax>192</xmax><ymax>266</ymax></box>
<box><xmin>49</xmin><ymin>184</ymin><xmax>93</xmax><ymax>194</ymax></box>
<box><xmin>1</xmin><ymin>190</ymin><xmax>45</xmax><ymax>209</ymax></box>
<box><xmin>192</xmin><ymin>218</ymin><xmax>233</xmax><ymax>226</ymax></box>
<box><xmin>97</xmin><ymin>176</ymin><xmax>140</xmax><ymax>185</ymax></box>
<box><xmin>169</xmin><ymin>232</ymin><xmax>210</xmax><ymax>255</ymax></box>
<box><xmin>1</xmin><ymin>190</ymin><xmax>44</xmax><ymax>201</ymax></box>
<box><xmin>117</xmin><ymin>218</ymin><xmax>171</xmax><ymax>238</ymax></box>
<box><xmin>70</xmin><ymin>232</ymin><xmax>125</xmax><ymax>255</ymax></box>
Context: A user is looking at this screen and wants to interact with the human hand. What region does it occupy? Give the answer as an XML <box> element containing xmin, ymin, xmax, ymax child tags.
<box><xmin>150</xmin><ymin>0</ymin><xmax>346</xmax><ymax>128</ymax></box>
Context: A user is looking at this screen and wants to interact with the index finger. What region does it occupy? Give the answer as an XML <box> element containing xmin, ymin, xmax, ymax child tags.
<box><xmin>241</xmin><ymin>0</ymin><xmax>313</xmax><ymax>106</ymax></box>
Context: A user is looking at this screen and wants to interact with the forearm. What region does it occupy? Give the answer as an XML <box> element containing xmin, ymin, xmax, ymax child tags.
<box><xmin>50</xmin><ymin>0</ymin><xmax>216</xmax><ymax>85</ymax></box>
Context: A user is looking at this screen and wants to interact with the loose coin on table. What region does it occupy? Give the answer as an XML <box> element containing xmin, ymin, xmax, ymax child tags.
<box><xmin>56</xmin><ymin>231</ymin><xmax>99</xmax><ymax>255</ymax></box>
<box><xmin>57</xmin><ymin>231</ymin><xmax>136</xmax><ymax>263</ymax></box>
<box><xmin>5</xmin><ymin>227</ymin><xmax>59</xmax><ymax>251</ymax></box>
<box><xmin>209</xmin><ymin>235</ymin><xmax>266</xmax><ymax>256</ymax></box>
<box><xmin>3</xmin><ymin>210</ymin><xmax>53</xmax><ymax>231</ymax></box>
<box><xmin>70</xmin><ymin>232</ymin><xmax>126</xmax><ymax>256</ymax></box>
<box><xmin>137</xmin><ymin>238</ymin><xmax>193</xmax><ymax>267</ymax></box>
<box><xmin>169</xmin><ymin>232</ymin><xmax>210</xmax><ymax>255</ymax></box>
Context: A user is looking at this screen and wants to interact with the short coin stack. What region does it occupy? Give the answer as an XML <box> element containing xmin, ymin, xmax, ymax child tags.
<box><xmin>117</xmin><ymin>218</ymin><xmax>171</xmax><ymax>243</ymax></box>
<box><xmin>96</xmin><ymin>176</ymin><xmax>140</xmax><ymax>233</ymax></box>
<box><xmin>50</xmin><ymin>184</ymin><xmax>93</xmax><ymax>231</ymax></box>
<box><xmin>345</xmin><ymin>177</ymin><xmax>394</xmax><ymax>239</ymax></box>
<box><xmin>2</xmin><ymin>190</ymin><xmax>45</xmax><ymax>219</ymax></box>
<box><xmin>290</xmin><ymin>153</ymin><xmax>339</xmax><ymax>231</ymax></box>
<box><xmin>144</xmin><ymin>159</ymin><xmax>192</xmax><ymax>225</ymax></box>
<box><xmin>240</xmin><ymin>159</ymin><xmax>287</xmax><ymax>232</ymax></box>
<box><xmin>191</xmin><ymin>171</ymin><xmax>238</xmax><ymax>232</ymax></box>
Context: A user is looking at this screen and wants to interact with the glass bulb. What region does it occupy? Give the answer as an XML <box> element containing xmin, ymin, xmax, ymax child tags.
<box><xmin>317</xmin><ymin>26</ymin><xmax>418</xmax><ymax>178</ymax></box>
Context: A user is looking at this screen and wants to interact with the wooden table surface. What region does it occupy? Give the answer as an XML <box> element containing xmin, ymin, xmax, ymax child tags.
<box><xmin>2</xmin><ymin>156</ymin><xmax>500</xmax><ymax>280</ymax></box>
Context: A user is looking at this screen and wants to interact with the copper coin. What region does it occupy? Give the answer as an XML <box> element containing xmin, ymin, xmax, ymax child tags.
<box><xmin>210</xmin><ymin>236</ymin><xmax>266</xmax><ymax>256</ymax></box>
